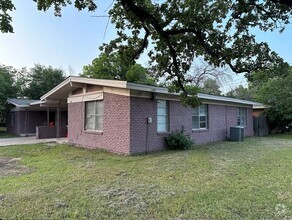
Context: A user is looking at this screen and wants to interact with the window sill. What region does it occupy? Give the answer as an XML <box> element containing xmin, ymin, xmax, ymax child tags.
<box><xmin>157</xmin><ymin>131</ymin><xmax>170</xmax><ymax>135</ymax></box>
<box><xmin>84</xmin><ymin>130</ymin><xmax>103</xmax><ymax>135</ymax></box>
<box><xmin>192</xmin><ymin>128</ymin><xmax>209</xmax><ymax>133</ymax></box>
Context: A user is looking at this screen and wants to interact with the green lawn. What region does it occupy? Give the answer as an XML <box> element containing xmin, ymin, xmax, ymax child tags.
<box><xmin>0</xmin><ymin>135</ymin><xmax>291</xmax><ymax>219</ymax></box>
<box><xmin>0</xmin><ymin>127</ymin><xmax>17</xmax><ymax>138</ymax></box>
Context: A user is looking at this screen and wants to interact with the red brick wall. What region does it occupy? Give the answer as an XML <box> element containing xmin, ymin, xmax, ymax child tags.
<box><xmin>130</xmin><ymin>97</ymin><xmax>254</xmax><ymax>154</ymax></box>
<box><xmin>36</xmin><ymin>126</ymin><xmax>67</xmax><ymax>139</ymax></box>
<box><xmin>68</xmin><ymin>93</ymin><xmax>254</xmax><ymax>155</ymax></box>
<box><xmin>68</xmin><ymin>93</ymin><xmax>131</xmax><ymax>154</ymax></box>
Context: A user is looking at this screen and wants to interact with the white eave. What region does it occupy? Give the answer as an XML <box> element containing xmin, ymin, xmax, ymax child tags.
<box><xmin>39</xmin><ymin>76</ymin><xmax>264</xmax><ymax>107</ymax></box>
<box><xmin>40</xmin><ymin>76</ymin><xmax>128</xmax><ymax>101</ymax></box>
<box><xmin>127</xmin><ymin>82</ymin><xmax>262</xmax><ymax>107</ymax></box>
<box><xmin>197</xmin><ymin>93</ymin><xmax>263</xmax><ymax>107</ymax></box>
<box><xmin>30</xmin><ymin>100</ymin><xmax>45</xmax><ymax>106</ymax></box>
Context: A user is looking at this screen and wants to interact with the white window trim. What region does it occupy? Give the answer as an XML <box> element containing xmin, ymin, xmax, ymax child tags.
<box><xmin>237</xmin><ymin>107</ymin><xmax>247</xmax><ymax>127</ymax></box>
<box><xmin>157</xmin><ymin>100</ymin><xmax>169</xmax><ymax>132</ymax></box>
<box><xmin>85</xmin><ymin>100</ymin><xmax>104</xmax><ymax>131</ymax></box>
<box><xmin>192</xmin><ymin>104</ymin><xmax>208</xmax><ymax>130</ymax></box>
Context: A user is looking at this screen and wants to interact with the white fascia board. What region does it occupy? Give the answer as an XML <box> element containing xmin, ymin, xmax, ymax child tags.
<box><xmin>127</xmin><ymin>83</ymin><xmax>169</xmax><ymax>94</ymax></box>
<box><xmin>253</xmin><ymin>105</ymin><xmax>269</xmax><ymax>109</ymax></box>
<box><xmin>70</xmin><ymin>76</ymin><xmax>128</xmax><ymax>88</ymax></box>
<box><xmin>40</xmin><ymin>77</ymin><xmax>71</xmax><ymax>100</ymax></box>
<box><xmin>40</xmin><ymin>76</ymin><xmax>128</xmax><ymax>101</ymax></box>
<box><xmin>30</xmin><ymin>100</ymin><xmax>45</xmax><ymax>106</ymax></box>
<box><xmin>126</xmin><ymin>82</ymin><xmax>263</xmax><ymax>106</ymax></box>
<box><xmin>197</xmin><ymin>93</ymin><xmax>263</xmax><ymax>106</ymax></box>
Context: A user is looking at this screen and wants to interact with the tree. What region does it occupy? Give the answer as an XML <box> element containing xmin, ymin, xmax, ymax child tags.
<box><xmin>256</xmin><ymin>73</ymin><xmax>292</xmax><ymax>130</ymax></box>
<box><xmin>82</xmin><ymin>52</ymin><xmax>131</xmax><ymax>80</ymax></box>
<box><xmin>125</xmin><ymin>64</ymin><xmax>155</xmax><ymax>85</ymax></box>
<box><xmin>186</xmin><ymin>58</ymin><xmax>232</xmax><ymax>88</ymax></box>
<box><xmin>23</xmin><ymin>64</ymin><xmax>65</xmax><ymax>100</ymax></box>
<box><xmin>200</xmin><ymin>78</ymin><xmax>221</xmax><ymax>96</ymax></box>
<box><xmin>0</xmin><ymin>65</ymin><xmax>17</xmax><ymax>120</ymax></box>
<box><xmin>1</xmin><ymin>0</ymin><xmax>292</xmax><ymax>105</ymax></box>
<box><xmin>226</xmin><ymin>85</ymin><xmax>254</xmax><ymax>100</ymax></box>
<box><xmin>82</xmin><ymin>52</ymin><xmax>156</xmax><ymax>85</ymax></box>
<box><xmin>251</xmin><ymin>64</ymin><xmax>292</xmax><ymax>130</ymax></box>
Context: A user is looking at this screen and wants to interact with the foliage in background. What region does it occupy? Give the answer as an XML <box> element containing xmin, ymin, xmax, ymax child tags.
<box><xmin>165</xmin><ymin>127</ymin><xmax>194</xmax><ymax>150</ymax></box>
<box><xmin>248</xmin><ymin>63</ymin><xmax>292</xmax><ymax>130</ymax></box>
<box><xmin>0</xmin><ymin>65</ymin><xmax>17</xmax><ymax>120</ymax></box>
<box><xmin>1</xmin><ymin>0</ymin><xmax>292</xmax><ymax>99</ymax></box>
<box><xmin>200</xmin><ymin>78</ymin><xmax>221</xmax><ymax>96</ymax></box>
<box><xmin>22</xmin><ymin>64</ymin><xmax>65</xmax><ymax>100</ymax></box>
<box><xmin>82</xmin><ymin>52</ymin><xmax>130</xmax><ymax>80</ymax></box>
<box><xmin>226</xmin><ymin>85</ymin><xmax>254</xmax><ymax>100</ymax></box>
<box><xmin>82</xmin><ymin>52</ymin><xmax>156</xmax><ymax>85</ymax></box>
<box><xmin>256</xmin><ymin>72</ymin><xmax>292</xmax><ymax>130</ymax></box>
<box><xmin>0</xmin><ymin>64</ymin><xmax>65</xmax><ymax>121</ymax></box>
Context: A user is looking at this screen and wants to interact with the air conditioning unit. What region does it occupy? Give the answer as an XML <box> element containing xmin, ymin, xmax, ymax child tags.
<box><xmin>230</xmin><ymin>126</ymin><xmax>244</xmax><ymax>141</ymax></box>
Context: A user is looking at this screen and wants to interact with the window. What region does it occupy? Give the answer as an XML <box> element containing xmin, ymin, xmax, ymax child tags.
<box><xmin>85</xmin><ymin>100</ymin><xmax>104</xmax><ymax>131</ymax></box>
<box><xmin>10</xmin><ymin>112</ymin><xmax>15</xmax><ymax>126</ymax></box>
<box><xmin>237</xmin><ymin>107</ymin><xmax>247</xmax><ymax>126</ymax></box>
<box><xmin>192</xmin><ymin>104</ymin><xmax>208</xmax><ymax>129</ymax></box>
<box><xmin>157</xmin><ymin>100</ymin><xmax>169</xmax><ymax>132</ymax></box>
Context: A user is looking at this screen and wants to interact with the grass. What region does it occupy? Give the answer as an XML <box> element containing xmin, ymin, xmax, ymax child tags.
<box><xmin>0</xmin><ymin>127</ymin><xmax>17</xmax><ymax>138</ymax></box>
<box><xmin>0</xmin><ymin>135</ymin><xmax>291</xmax><ymax>219</ymax></box>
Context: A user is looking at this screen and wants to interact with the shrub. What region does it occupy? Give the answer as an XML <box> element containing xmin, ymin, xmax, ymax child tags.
<box><xmin>165</xmin><ymin>127</ymin><xmax>194</xmax><ymax>150</ymax></box>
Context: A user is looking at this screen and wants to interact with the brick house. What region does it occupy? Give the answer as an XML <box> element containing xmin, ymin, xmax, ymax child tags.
<box><xmin>38</xmin><ymin>76</ymin><xmax>261</xmax><ymax>154</ymax></box>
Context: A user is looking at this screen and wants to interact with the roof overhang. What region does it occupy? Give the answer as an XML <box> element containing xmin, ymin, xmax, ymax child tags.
<box><xmin>40</xmin><ymin>76</ymin><xmax>128</xmax><ymax>101</ymax></box>
<box><xmin>6</xmin><ymin>101</ymin><xmax>29</xmax><ymax>107</ymax></box>
<box><xmin>40</xmin><ymin>76</ymin><xmax>264</xmax><ymax>107</ymax></box>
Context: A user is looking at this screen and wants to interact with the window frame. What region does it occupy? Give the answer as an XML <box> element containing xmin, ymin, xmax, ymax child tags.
<box><xmin>192</xmin><ymin>104</ymin><xmax>208</xmax><ymax>130</ymax></box>
<box><xmin>10</xmin><ymin>112</ymin><xmax>15</xmax><ymax>127</ymax></box>
<box><xmin>157</xmin><ymin>100</ymin><xmax>169</xmax><ymax>132</ymax></box>
<box><xmin>237</xmin><ymin>107</ymin><xmax>247</xmax><ymax>127</ymax></box>
<box><xmin>85</xmin><ymin>100</ymin><xmax>104</xmax><ymax>131</ymax></box>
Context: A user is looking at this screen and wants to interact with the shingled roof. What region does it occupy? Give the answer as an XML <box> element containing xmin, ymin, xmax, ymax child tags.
<box><xmin>6</xmin><ymin>98</ymin><xmax>40</xmax><ymax>107</ymax></box>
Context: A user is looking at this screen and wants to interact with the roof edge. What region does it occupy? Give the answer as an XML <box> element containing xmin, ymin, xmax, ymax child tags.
<box><xmin>40</xmin><ymin>77</ymin><xmax>264</xmax><ymax>107</ymax></box>
<box><xmin>40</xmin><ymin>76</ymin><xmax>128</xmax><ymax>100</ymax></box>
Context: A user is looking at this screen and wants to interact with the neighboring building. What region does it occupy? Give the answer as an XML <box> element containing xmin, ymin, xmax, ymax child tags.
<box><xmin>6</xmin><ymin>98</ymin><xmax>67</xmax><ymax>137</ymax></box>
<box><xmin>253</xmin><ymin>104</ymin><xmax>267</xmax><ymax>117</ymax></box>
<box><xmin>38</xmin><ymin>76</ymin><xmax>261</xmax><ymax>154</ymax></box>
<box><xmin>253</xmin><ymin>104</ymin><xmax>269</xmax><ymax>137</ymax></box>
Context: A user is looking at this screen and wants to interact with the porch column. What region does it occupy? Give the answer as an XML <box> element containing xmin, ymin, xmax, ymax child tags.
<box><xmin>56</xmin><ymin>105</ymin><xmax>60</xmax><ymax>138</ymax></box>
<box><xmin>47</xmin><ymin>108</ymin><xmax>49</xmax><ymax>125</ymax></box>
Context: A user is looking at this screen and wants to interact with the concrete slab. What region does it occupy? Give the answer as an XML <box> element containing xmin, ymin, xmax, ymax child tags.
<box><xmin>0</xmin><ymin>136</ymin><xmax>68</xmax><ymax>146</ymax></box>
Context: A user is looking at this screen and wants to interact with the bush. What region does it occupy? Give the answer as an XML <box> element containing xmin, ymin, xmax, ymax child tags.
<box><xmin>165</xmin><ymin>127</ymin><xmax>194</xmax><ymax>150</ymax></box>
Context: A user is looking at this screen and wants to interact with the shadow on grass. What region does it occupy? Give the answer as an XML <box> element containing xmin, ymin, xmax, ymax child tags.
<box><xmin>268</xmin><ymin>132</ymin><xmax>292</xmax><ymax>140</ymax></box>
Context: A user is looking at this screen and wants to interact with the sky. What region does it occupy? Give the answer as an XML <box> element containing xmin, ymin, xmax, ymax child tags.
<box><xmin>1</xmin><ymin>0</ymin><xmax>292</xmax><ymax>91</ymax></box>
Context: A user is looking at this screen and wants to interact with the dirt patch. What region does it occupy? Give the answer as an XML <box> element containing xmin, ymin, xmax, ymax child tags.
<box><xmin>0</xmin><ymin>157</ymin><xmax>31</xmax><ymax>177</ymax></box>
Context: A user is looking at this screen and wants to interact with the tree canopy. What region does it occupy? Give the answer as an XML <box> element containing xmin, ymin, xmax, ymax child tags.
<box><xmin>81</xmin><ymin>52</ymin><xmax>156</xmax><ymax>85</ymax></box>
<box><xmin>251</xmin><ymin>63</ymin><xmax>292</xmax><ymax>129</ymax></box>
<box><xmin>0</xmin><ymin>65</ymin><xmax>17</xmax><ymax>120</ymax></box>
<box><xmin>226</xmin><ymin>85</ymin><xmax>254</xmax><ymax>100</ymax></box>
<box><xmin>22</xmin><ymin>64</ymin><xmax>65</xmax><ymax>100</ymax></box>
<box><xmin>82</xmin><ymin>52</ymin><xmax>130</xmax><ymax>80</ymax></box>
<box><xmin>200</xmin><ymin>78</ymin><xmax>221</xmax><ymax>96</ymax></box>
<box><xmin>1</xmin><ymin>0</ymin><xmax>292</xmax><ymax>104</ymax></box>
